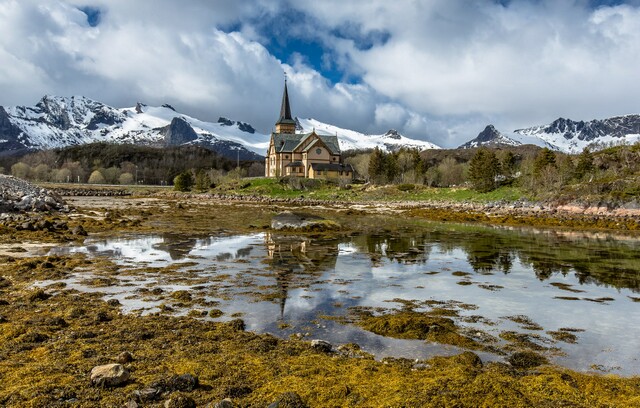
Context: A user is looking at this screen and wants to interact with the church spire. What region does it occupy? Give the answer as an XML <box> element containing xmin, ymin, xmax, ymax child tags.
<box><xmin>275</xmin><ymin>76</ymin><xmax>296</xmax><ymax>133</ymax></box>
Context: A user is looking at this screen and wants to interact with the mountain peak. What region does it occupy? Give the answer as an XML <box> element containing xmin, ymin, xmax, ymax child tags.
<box><xmin>383</xmin><ymin>129</ymin><xmax>401</xmax><ymax>139</ymax></box>
<box><xmin>459</xmin><ymin>125</ymin><xmax>521</xmax><ymax>149</ymax></box>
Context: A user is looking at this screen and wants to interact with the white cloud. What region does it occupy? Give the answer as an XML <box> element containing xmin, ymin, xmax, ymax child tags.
<box><xmin>0</xmin><ymin>0</ymin><xmax>639</xmax><ymax>148</ymax></box>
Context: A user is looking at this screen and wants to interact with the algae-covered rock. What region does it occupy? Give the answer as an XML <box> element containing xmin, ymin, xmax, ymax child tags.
<box><xmin>117</xmin><ymin>351</ymin><xmax>133</xmax><ymax>364</ymax></box>
<box><xmin>271</xmin><ymin>212</ymin><xmax>340</xmax><ymax>232</ymax></box>
<box><xmin>90</xmin><ymin>363</ymin><xmax>130</xmax><ymax>387</ymax></box>
<box><xmin>310</xmin><ymin>339</ymin><xmax>332</xmax><ymax>353</ymax></box>
<box><xmin>164</xmin><ymin>393</ymin><xmax>196</xmax><ymax>408</ymax></box>
<box><xmin>267</xmin><ymin>392</ymin><xmax>308</xmax><ymax>408</ymax></box>
<box><xmin>507</xmin><ymin>351</ymin><xmax>549</xmax><ymax>369</ymax></box>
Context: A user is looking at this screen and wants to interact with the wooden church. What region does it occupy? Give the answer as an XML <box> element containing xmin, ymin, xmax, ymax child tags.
<box><xmin>264</xmin><ymin>81</ymin><xmax>353</xmax><ymax>180</ymax></box>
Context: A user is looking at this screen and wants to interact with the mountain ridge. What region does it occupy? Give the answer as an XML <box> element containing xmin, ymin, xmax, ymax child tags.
<box><xmin>0</xmin><ymin>95</ymin><xmax>442</xmax><ymax>159</ymax></box>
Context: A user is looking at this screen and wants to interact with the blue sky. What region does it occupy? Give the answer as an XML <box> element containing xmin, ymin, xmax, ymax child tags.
<box><xmin>1</xmin><ymin>0</ymin><xmax>639</xmax><ymax>147</ymax></box>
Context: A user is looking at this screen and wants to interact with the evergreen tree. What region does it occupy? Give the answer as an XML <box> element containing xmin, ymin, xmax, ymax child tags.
<box><xmin>468</xmin><ymin>149</ymin><xmax>500</xmax><ymax>192</ymax></box>
<box><xmin>534</xmin><ymin>148</ymin><xmax>556</xmax><ymax>175</ymax></box>
<box><xmin>194</xmin><ymin>169</ymin><xmax>212</xmax><ymax>192</ymax></box>
<box><xmin>574</xmin><ymin>148</ymin><xmax>594</xmax><ymax>180</ymax></box>
<box><xmin>173</xmin><ymin>171</ymin><xmax>194</xmax><ymax>192</ymax></box>
<box><xmin>368</xmin><ymin>148</ymin><xmax>386</xmax><ymax>184</ymax></box>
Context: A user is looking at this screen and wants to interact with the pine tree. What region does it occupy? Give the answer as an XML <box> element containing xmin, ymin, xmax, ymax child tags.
<box><xmin>574</xmin><ymin>148</ymin><xmax>594</xmax><ymax>180</ymax></box>
<box><xmin>368</xmin><ymin>148</ymin><xmax>386</xmax><ymax>184</ymax></box>
<box><xmin>173</xmin><ymin>171</ymin><xmax>194</xmax><ymax>192</ymax></box>
<box><xmin>469</xmin><ymin>149</ymin><xmax>500</xmax><ymax>192</ymax></box>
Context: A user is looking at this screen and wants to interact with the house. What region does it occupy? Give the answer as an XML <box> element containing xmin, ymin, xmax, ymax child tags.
<box><xmin>265</xmin><ymin>81</ymin><xmax>354</xmax><ymax>180</ymax></box>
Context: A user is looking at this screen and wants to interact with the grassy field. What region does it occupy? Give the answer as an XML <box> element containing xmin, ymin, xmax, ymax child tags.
<box><xmin>212</xmin><ymin>177</ymin><xmax>527</xmax><ymax>203</ymax></box>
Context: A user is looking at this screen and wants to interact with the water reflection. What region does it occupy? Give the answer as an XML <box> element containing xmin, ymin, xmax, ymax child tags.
<box><xmin>44</xmin><ymin>225</ymin><xmax>640</xmax><ymax>375</ymax></box>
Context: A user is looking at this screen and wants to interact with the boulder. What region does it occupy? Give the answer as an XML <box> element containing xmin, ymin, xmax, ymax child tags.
<box><xmin>90</xmin><ymin>363</ymin><xmax>130</xmax><ymax>387</ymax></box>
<box><xmin>271</xmin><ymin>212</ymin><xmax>339</xmax><ymax>232</ymax></box>
<box><xmin>310</xmin><ymin>339</ymin><xmax>333</xmax><ymax>353</ymax></box>
<box><xmin>267</xmin><ymin>392</ymin><xmax>308</xmax><ymax>408</ymax></box>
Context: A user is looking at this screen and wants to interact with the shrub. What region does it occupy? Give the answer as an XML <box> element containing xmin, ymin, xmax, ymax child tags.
<box><xmin>88</xmin><ymin>170</ymin><xmax>106</xmax><ymax>184</ymax></box>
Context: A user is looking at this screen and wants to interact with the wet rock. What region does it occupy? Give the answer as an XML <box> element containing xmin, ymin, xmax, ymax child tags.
<box><xmin>452</xmin><ymin>351</ymin><xmax>483</xmax><ymax>368</ymax></box>
<box><xmin>310</xmin><ymin>339</ymin><xmax>333</xmax><ymax>353</ymax></box>
<box><xmin>71</xmin><ymin>225</ymin><xmax>87</xmax><ymax>236</ymax></box>
<box><xmin>124</xmin><ymin>401</ymin><xmax>139</xmax><ymax>408</ymax></box>
<box><xmin>228</xmin><ymin>318</ymin><xmax>246</xmax><ymax>331</ymax></box>
<box><xmin>271</xmin><ymin>211</ymin><xmax>339</xmax><ymax>231</ymax></box>
<box><xmin>132</xmin><ymin>387</ymin><xmax>162</xmax><ymax>402</ymax></box>
<box><xmin>507</xmin><ymin>351</ymin><xmax>548</xmax><ymax>369</ymax></box>
<box><xmin>207</xmin><ymin>399</ymin><xmax>234</xmax><ymax>408</ymax></box>
<box><xmin>95</xmin><ymin>310</ymin><xmax>111</xmax><ymax>322</ymax></box>
<box><xmin>267</xmin><ymin>392</ymin><xmax>308</xmax><ymax>408</ymax></box>
<box><xmin>168</xmin><ymin>373</ymin><xmax>199</xmax><ymax>392</ymax></box>
<box><xmin>164</xmin><ymin>393</ymin><xmax>196</xmax><ymax>408</ymax></box>
<box><xmin>90</xmin><ymin>363</ymin><xmax>130</xmax><ymax>387</ymax></box>
<box><xmin>106</xmin><ymin>298</ymin><xmax>121</xmax><ymax>307</ymax></box>
<box><xmin>117</xmin><ymin>351</ymin><xmax>134</xmax><ymax>364</ymax></box>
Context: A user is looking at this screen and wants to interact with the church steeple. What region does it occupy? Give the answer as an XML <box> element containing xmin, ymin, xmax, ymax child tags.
<box><xmin>275</xmin><ymin>78</ymin><xmax>296</xmax><ymax>134</ymax></box>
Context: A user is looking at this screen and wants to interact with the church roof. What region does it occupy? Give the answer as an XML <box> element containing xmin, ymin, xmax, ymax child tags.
<box><xmin>276</xmin><ymin>81</ymin><xmax>295</xmax><ymax>125</ymax></box>
<box><xmin>310</xmin><ymin>163</ymin><xmax>354</xmax><ymax>172</ymax></box>
<box><xmin>272</xmin><ymin>132</ymin><xmax>341</xmax><ymax>155</ymax></box>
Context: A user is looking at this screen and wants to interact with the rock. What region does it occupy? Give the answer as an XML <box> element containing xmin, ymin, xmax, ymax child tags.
<box><xmin>271</xmin><ymin>212</ymin><xmax>339</xmax><ymax>231</ymax></box>
<box><xmin>207</xmin><ymin>399</ymin><xmax>234</xmax><ymax>408</ymax></box>
<box><xmin>267</xmin><ymin>392</ymin><xmax>308</xmax><ymax>408</ymax></box>
<box><xmin>164</xmin><ymin>393</ymin><xmax>196</xmax><ymax>408</ymax></box>
<box><xmin>507</xmin><ymin>351</ymin><xmax>548</xmax><ymax>369</ymax></box>
<box><xmin>117</xmin><ymin>351</ymin><xmax>134</xmax><ymax>364</ymax></box>
<box><xmin>167</xmin><ymin>373</ymin><xmax>199</xmax><ymax>392</ymax></box>
<box><xmin>71</xmin><ymin>225</ymin><xmax>87</xmax><ymax>236</ymax></box>
<box><xmin>124</xmin><ymin>400</ymin><xmax>139</xmax><ymax>408</ymax></box>
<box><xmin>20</xmin><ymin>222</ymin><xmax>35</xmax><ymax>231</ymax></box>
<box><xmin>310</xmin><ymin>339</ymin><xmax>332</xmax><ymax>353</ymax></box>
<box><xmin>0</xmin><ymin>315</ymin><xmax>7</xmax><ymax>323</ymax></box>
<box><xmin>132</xmin><ymin>387</ymin><xmax>162</xmax><ymax>402</ymax></box>
<box><xmin>90</xmin><ymin>363</ymin><xmax>130</xmax><ymax>387</ymax></box>
<box><xmin>452</xmin><ymin>351</ymin><xmax>483</xmax><ymax>368</ymax></box>
<box><xmin>228</xmin><ymin>318</ymin><xmax>245</xmax><ymax>331</ymax></box>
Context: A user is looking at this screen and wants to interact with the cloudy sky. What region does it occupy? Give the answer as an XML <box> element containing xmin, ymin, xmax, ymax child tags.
<box><xmin>1</xmin><ymin>0</ymin><xmax>639</xmax><ymax>147</ymax></box>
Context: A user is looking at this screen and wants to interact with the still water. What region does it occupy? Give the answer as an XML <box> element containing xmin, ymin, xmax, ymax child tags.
<box><xmin>44</xmin><ymin>224</ymin><xmax>640</xmax><ymax>375</ymax></box>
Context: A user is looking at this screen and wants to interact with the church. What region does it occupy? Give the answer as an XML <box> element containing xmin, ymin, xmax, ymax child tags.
<box><xmin>264</xmin><ymin>81</ymin><xmax>354</xmax><ymax>180</ymax></box>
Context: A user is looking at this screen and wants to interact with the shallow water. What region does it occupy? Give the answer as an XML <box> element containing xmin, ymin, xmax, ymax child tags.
<box><xmin>44</xmin><ymin>224</ymin><xmax>640</xmax><ymax>375</ymax></box>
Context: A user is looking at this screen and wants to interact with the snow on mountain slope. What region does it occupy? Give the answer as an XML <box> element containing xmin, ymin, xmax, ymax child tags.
<box><xmin>0</xmin><ymin>96</ymin><xmax>269</xmax><ymax>160</ymax></box>
<box><xmin>459</xmin><ymin>125</ymin><xmax>521</xmax><ymax>149</ymax></box>
<box><xmin>514</xmin><ymin>115</ymin><xmax>640</xmax><ymax>153</ymax></box>
<box><xmin>297</xmin><ymin>118</ymin><xmax>440</xmax><ymax>152</ymax></box>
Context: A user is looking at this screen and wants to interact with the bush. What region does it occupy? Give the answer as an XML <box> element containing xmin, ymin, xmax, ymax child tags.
<box><xmin>88</xmin><ymin>170</ymin><xmax>106</xmax><ymax>184</ymax></box>
<box><xmin>397</xmin><ymin>183</ymin><xmax>415</xmax><ymax>192</ymax></box>
<box><xmin>173</xmin><ymin>171</ymin><xmax>194</xmax><ymax>192</ymax></box>
<box><xmin>119</xmin><ymin>172</ymin><xmax>134</xmax><ymax>185</ymax></box>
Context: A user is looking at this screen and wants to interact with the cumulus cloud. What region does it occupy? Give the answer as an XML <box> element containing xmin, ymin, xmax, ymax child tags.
<box><xmin>0</xmin><ymin>0</ymin><xmax>639</xmax><ymax>148</ymax></box>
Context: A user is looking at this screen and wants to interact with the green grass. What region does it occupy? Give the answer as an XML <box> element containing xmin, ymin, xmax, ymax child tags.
<box><xmin>214</xmin><ymin>178</ymin><xmax>526</xmax><ymax>203</ymax></box>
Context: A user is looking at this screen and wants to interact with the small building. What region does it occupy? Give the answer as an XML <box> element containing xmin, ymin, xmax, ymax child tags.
<box><xmin>265</xmin><ymin>81</ymin><xmax>353</xmax><ymax>181</ymax></box>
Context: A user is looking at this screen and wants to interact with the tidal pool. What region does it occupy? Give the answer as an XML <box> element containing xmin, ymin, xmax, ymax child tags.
<box><xmin>43</xmin><ymin>224</ymin><xmax>640</xmax><ymax>375</ymax></box>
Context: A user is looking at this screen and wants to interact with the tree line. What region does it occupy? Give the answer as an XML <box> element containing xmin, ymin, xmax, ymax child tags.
<box><xmin>1</xmin><ymin>143</ymin><xmax>264</xmax><ymax>185</ymax></box>
<box><xmin>345</xmin><ymin>142</ymin><xmax>640</xmax><ymax>199</ymax></box>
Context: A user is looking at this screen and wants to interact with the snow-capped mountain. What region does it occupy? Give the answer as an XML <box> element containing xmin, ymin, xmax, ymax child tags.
<box><xmin>0</xmin><ymin>96</ymin><xmax>442</xmax><ymax>159</ymax></box>
<box><xmin>459</xmin><ymin>125</ymin><xmax>521</xmax><ymax>149</ymax></box>
<box><xmin>514</xmin><ymin>115</ymin><xmax>640</xmax><ymax>153</ymax></box>
<box><xmin>297</xmin><ymin>118</ymin><xmax>441</xmax><ymax>152</ymax></box>
<box><xmin>0</xmin><ymin>95</ymin><xmax>269</xmax><ymax>160</ymax></box>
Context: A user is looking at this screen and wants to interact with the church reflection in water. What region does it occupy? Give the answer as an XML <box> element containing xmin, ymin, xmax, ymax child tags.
<box><xmin>264</xmin><ymin>232</ymin><xmax>340</xmax><ymax>317</ymax></box>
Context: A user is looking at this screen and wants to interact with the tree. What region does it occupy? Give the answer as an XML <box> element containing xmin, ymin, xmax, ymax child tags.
<box><xmin>368</xmin><ymin>148</ymin><xmax>385</xmax><ymax>184</ymax></box>
<box><xmin>194</xmin><ymin>169</ymin><xmax>211</xmax><ymax>192</ymax></box>
<box><xmin>11</xmin><ymin>162</ymin><xmax>31</xmax><ymax>179</ymax></box>
<box><xmin>468</xmin><ymin>149</ymin><xmax>500</xmax><ymax>192</ymax></box>
<box><xmin>103</xmin><ymin>166</ymin><xmax>121</xmax><ymax>184</ymax></box>
<box><xmin>437</xmin><ymin>157</ymin><xmax>464</xmax><ymax>187</ymax></box>
<box><xmin>53</xmin><ymin>168</ymin><xmax>72</xmax><ymax>183</ymax></box>
<box><xmin>88</xmin><ymin>170</ymin><xmax>106</xmax><ymax>184</ymax></box>
<box><xmin>173</xmin><ymin>171</ymin><xmax>194</xmax><ymax>192</ymax></box>
<box><xmin>534</xmin><ymin>148</ymin><xmax>556</xmax><ymax>175</ymax></box>
<box><xmin>500</xmin><ymin>151</ymin><xmax>517</xmax><ymax>180</ymax></box>
<box><xmin>574</xmin><ymin>148</ymin><xmax>594</xmax><ymax>180</ymax></box>
<box><xmin>119</xmin><ymin>172</ymin><xmax>134</xmax><ymax>185</ymax></box>
<box><xmin>33</xmin><ymin>164</ymin><xmax>50</xmax><ymax>181</ymax></box>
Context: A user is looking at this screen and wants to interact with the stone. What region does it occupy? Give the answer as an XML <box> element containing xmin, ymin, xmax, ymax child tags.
<box><xmin>164</xmin><ymin>393</ymin><xmax>196</xmax><ymax>408</ymax></box>
<box><xmin>90</xmin><ymin>363</ymin><xmax>130</xmax><ymax>387</ymax></box>
<box><xmin>124</xmin><ymin>401</ymin><xmax>139</xmax><ymax>408</ymax></box>
<box><xmin>71</xmin><ymin>225</ymin><xmax>87</xmax><ymax>236</ymax></box>
<box><xmin>271</xmin><ymin>212</ymin><xmax>338</xmax><ymax>231</ymax></box>
<box><xmin>167</xmin><ymin>373</ymin><xmax>198</xmax><ymax>392</ymax></box>
<box><xmin>267</xmin><ymin>392</ymin><xmax>308</xmax><ymax>408</ymax></box>
<box><xmin>310</xmin><ymin>339</ymin><xmax>332</xmax><ymax>353</ymax></box>
<box><xmin>207</xmin><ymin>399</ymin><xmax>234</xmax><ymax>408</ymax></box>
<box><xmin>117</xmin><ymin>351</ymin><xmax>134</xmax><ymax>364</ymax></box>
<box><xmin>132</xmin><ymin>387</ymin><xmax>162</xmax><ymax>402</ymax></box>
